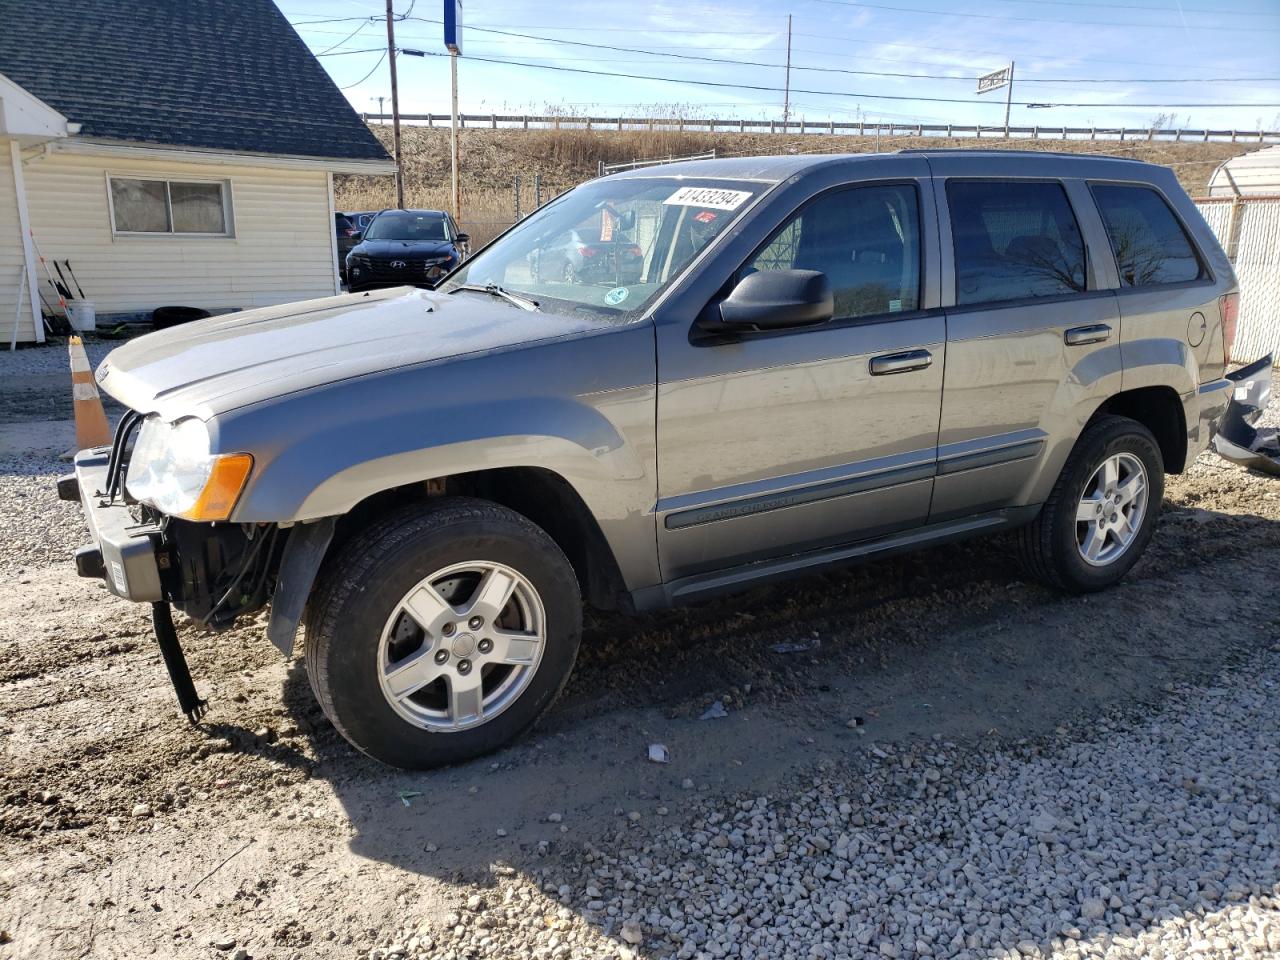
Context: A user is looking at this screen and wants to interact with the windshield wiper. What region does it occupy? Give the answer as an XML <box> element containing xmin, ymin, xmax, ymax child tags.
<box><xmin>449</xmin><ymin>282</ymin><xmax>539</xmax><ymax>312</ymax></box>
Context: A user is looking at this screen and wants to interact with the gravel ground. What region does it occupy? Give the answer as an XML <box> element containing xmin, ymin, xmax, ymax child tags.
<box><xmin>0</xmin><ymin>340</ymin><xmax>124</xmax><ymax>574</ymax></box>
<box><xmin>0</xmin><ymin>453</ymin><xmax>86</xmax><ymax>574</ymax></box>
<box><xmin>3</xmin><ymin>348</ymin><xmax>1280</xmax><ymax>959</ymax></box>
<box><xmin>398</xmin><ymin>650</ymin><xmax>1280</xmax><ymax>960</ymax></box>
<box><xmin>1</xmin><ymin>339</ymin><xmax>114</xmax><ymax>376</ymax></box>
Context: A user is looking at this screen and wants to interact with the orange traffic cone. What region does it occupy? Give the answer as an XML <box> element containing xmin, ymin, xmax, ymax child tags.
<box><xmin>69</xmin><ymin>336</ymin><xmax>111</xmax><ymax>451</ymax></box>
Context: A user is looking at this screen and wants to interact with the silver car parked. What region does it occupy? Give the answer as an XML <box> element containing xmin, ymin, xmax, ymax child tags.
<box><xmin>65</xmin><ymin>151</ymin><xmax>1239</xmax><ymax>768</ymax></box>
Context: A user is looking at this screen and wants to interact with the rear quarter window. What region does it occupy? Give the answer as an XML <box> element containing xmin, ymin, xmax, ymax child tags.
<box><xmin>1090</xmin><ymin>183</ymin><xmax>1204</xmax><ymax>286</ymax></box>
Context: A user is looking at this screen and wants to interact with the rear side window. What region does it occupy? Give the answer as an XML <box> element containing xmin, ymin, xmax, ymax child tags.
<box><xmin>1091</xmin><ymin>183</ymin><xmax>1204</xmax><ymax>286</ymax></box>
<box><xmin>746</xmin><ymin>182</ymin><xmax>921</xmax><ymax>320</ymax></box>
<box><xmin>947</xmin><ymin>180</ymin><xmax>1086</xmax><ymax>306</ymax></box>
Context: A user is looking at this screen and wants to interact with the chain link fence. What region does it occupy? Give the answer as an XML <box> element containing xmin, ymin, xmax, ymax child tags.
<box><xmin>1197</xmin><ymin>196</ymin><xmax>1280</xmax><ymax>364</ymax></box>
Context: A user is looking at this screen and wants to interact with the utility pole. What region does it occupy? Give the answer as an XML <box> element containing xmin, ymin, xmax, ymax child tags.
<box><xmin>450</xmin><ymin>48</ymin><xmax>461</xmax><ymax>221</ymax></box>
<box><xmin>1004</xmin><ymin>60</ymin><xmax>1015</xmax><ymax>135</ymax></box>
<box><xmin>444</xmin><ymin>1</ymin><xmax>463</xmax><ymax>222</ymax></box>
<box><xmin>384</xmin><ymin>0</ymin><xmax>404</xmax><ymax>208</ymax></box>
<box><xmin>371</xmin><ymin>95</ymin><xmax>387</xmax><ymax>124</ymax></box>
<box><xmin>782</xmin><ymin>14</ymin><xmax>792</xmax><ymax>128</ymax></box>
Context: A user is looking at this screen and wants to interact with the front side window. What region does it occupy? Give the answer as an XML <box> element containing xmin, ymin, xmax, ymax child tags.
<box><xmin>745</xmin><ymin>183</ymin><xmax>921</xmax><ymax>320</ymax></box>
<box><xmin>365</xmin><ymin>211</ymin><xmax>452</xmax><ymax>242</ymax></box>
<box><xmin>947</xmin><ymin>180</ymin><xmax>1086</xmax><ymax>306</ymax></box>
<box><xmin>109</xmin><ymin>177</ymin><xmax>230</xmax><ymax>236</ymax></box>
<box><xmin>1091</xmin><ymin>183</ymin><xmax>1204</xmax><ymax>286</ymax></box>
<box><xmin>441</xmin><ymin>177</ymin><xmax>761</xmax><ymax>318</ymax></box>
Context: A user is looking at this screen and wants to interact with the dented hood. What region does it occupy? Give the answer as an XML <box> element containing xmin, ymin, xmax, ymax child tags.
<box><xmin>95</xmin><ymin>286</ymin><xmax>608</xmax><ymax>421</ymax></box>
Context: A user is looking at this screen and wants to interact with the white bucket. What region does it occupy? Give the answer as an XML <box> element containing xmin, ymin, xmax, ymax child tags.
<box><xmin>66</xmin><ymin>300</ymin><xmax>96</xmax><ymax>332</ymax></box>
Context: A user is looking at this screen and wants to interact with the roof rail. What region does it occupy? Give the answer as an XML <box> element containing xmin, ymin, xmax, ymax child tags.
<box><xmin>896</xmin><ymin>148</ymin><xmax>1145</xmax><ymax>163</ymax></box>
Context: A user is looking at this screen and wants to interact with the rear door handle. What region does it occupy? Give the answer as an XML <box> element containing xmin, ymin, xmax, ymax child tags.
<box><xmin>1064</xmin><ymin>323</ymin><xmax>1112</xmax><ymax>346</ymax></box>
<box><xmin>870</xmin><ymin>349</ymin><xmax>933</xmax><ymax>376</ymax></box>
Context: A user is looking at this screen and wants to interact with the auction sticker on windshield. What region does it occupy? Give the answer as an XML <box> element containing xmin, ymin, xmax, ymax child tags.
<box><xmin>604</xmin><ymin>287</ymin><xmax>630</xmax><ymax>306</ymax></box>
<box><xmin>663</xmin><ymin>187</ymin><xmax>753</xmax><ymax>210</ymax></box>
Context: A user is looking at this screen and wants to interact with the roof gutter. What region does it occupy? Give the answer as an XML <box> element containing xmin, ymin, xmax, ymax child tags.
<box><xmin>46</xmin><ymin>137</ymin><xmax>396</xmax><ymax>174</ymax></box>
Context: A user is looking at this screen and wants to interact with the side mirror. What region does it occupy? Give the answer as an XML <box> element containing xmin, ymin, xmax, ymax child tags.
<box><xmin>706</xmin><ymin>269</ymin><xmax>834</xmax><ymax>332</ymax></box>
<box><xmin>455</xmin><ymin>232</ymin><xmax>471</xmax><ymax>244</ymax></box>
<box><xmin>617</xmin><ymin>210</ymin><xmax>636</xmax><ymax>232</ymax></box>
<box><xmin>351</xmin><ymin>230</ymin><xmax>363</xmax><ymax>241</ymax></box>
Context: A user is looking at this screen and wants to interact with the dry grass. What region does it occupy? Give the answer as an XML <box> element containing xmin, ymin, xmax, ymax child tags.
<box><xmin>334</xmin><ymin>124</ymin><xmax>1258</xmax><ymax>246</ymax></box>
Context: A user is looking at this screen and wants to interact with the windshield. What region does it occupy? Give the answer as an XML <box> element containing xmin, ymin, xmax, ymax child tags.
<box><xmin>441</xmin><ymin>178</ymin><xmax>762</xmax><ymax>316</ymax></box>
<box><xmin>365</xmin><ymin>211</ymin><xmax>450</xmax><ymax>242</ymax></box>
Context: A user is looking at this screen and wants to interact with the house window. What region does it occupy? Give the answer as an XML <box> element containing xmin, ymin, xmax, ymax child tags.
<box><xmin>108</xmin><ymin>177</ymin><xmax>232</xmax><ymax>236</ymax></box>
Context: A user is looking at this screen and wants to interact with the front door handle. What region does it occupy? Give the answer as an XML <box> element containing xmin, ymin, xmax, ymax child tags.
<box><xmin>870</xmin><ymin>349</ymin><xmax>933</xmax><ymax>376</ymax></box>
<box><xmin>1064</xmin><ymin>323</ymin><xmax>1112</xmax><ymax>346</ymax></box>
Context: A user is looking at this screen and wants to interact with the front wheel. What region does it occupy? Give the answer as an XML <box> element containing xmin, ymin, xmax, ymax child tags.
<box><xmin>303</xmin><ymin>499</ymin><xmax>582</xmax><ymax>769</ymax></box>
<box><xmin>1017</xmin><ymin>415</ymin><xmax>1164</xmax><ymax>593</ymax></box>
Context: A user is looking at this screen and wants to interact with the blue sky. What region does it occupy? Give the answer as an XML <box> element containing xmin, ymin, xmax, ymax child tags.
<box><xmin>278</xmin><ymin>0</ymin><xmax>1280</xmax><ymax>129</ymax></box>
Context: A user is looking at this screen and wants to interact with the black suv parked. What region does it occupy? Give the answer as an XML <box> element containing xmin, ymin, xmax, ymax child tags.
<box><xmin>335</xmin><ymin>214</ymin><xmax>361</xmax><ymax>283</ymax></box>
<box><xmin>346</xmin><ymin>209</ymin><xmax>468</xmax><ymax>292</ymax></box>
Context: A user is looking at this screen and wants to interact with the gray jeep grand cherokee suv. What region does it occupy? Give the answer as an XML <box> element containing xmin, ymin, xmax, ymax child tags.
<box><xmin>65</xmin><ymin>151</ymin><xmax>1240</xmax><ymax>768</ymax></box>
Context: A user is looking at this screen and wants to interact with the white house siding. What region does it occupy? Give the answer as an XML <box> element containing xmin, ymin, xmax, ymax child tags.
<box><xmin>18</xmin><ymin>149</ymin><xmax>336</xmax><ymax>331</ymax></box>
<box><xmin>0</xmin><ymin>138</ymin><xmax>35</xmax><ymax>343</ymax></box>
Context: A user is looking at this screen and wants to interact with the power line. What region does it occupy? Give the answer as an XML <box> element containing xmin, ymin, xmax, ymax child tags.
<box><xmin>962</xmin><ymin>0</ymin><xmax>1274</xmax><ymax>13</ymax></box>
<box><xmin>317</xmin><ymin>45</ymin><xmax>385</xmax><ymax>57</ymax></box>
<box><xmin>293</xmin><ymin>18</ymin><xmax>1280</xmax><ymax>76</ymax></box>
<box><xmin>807</xmin><ymin>0</ymin><xmax>1280</xmax><ymax>32</ymax></box>
<box><xmin>395</xmin><ymin>17</ymin><xmax>1280</xmax><ymax>85</ymax></box>
<box><xmin>304</xmin><ymin>22</ymin><xmax>1278</xmax><ymax>76</ymax></box>
<box><xmin>291</xmin><ymin>15</ymin><xmax>378</xmax><ymax>26</ymax></box>
<box><xmin>289</xmin><ymin>14</ymin><xmax>1276</xmax><ymax>74</ymax></box>
<box><xmin>340</xmin><ymin>49</ymin><xmax>387</xmax><ymax>88</ymax></box>
<box><xmin>316</xmin><ymin>20</ymin><xmax>371</xmax><ymax>55</ymax></box>
<box><xmin>969</xmin><ymin>0</ymin><xmax>1280</xmax><ymax>14</ymax></box>
<box><xmin>390</xmin><ymin>48</ymin><xmax>1280</xmax><ymax>108</ymax></box>
<box><xmin>292</xmin><ymin>15</ymin><xmax>783</xmax><ymax>35</ymax></box>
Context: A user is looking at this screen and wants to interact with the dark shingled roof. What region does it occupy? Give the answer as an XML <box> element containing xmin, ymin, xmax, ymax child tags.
<box><xmin>0</xmin><ymin>0</ymin><xmax>390</xmax><ymax>163</ymax></box>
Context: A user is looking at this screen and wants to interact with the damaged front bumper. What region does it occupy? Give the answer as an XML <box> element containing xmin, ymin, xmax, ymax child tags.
<box><xmin>61</xmin><ymin>443</ymin><xmax>335</xmax><ymax>655</ymax></box>
<box><xmin>61</xmin><ymin>447</ymin><xmax>166</xmax><ymax>601</ymax></box>
<box><xmin>1211</xmin><ymin>354</ymin><xmax>1279</xmax><ymax>476</ymax></box>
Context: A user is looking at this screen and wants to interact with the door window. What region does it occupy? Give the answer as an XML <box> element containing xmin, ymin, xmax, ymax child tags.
<box><xmin>1090</xmin><ymin>183</ymin><xmax>1204</xmax><ymax>286</ymax></box>
<box><xmin>745</xmin><ymin>183</ymin><xmax>921</xmax><ymax>320</ymax></box>
<box><xmin>947</xmin><ymin>180</ymin><xmax>1086</xmax><ymax>306</ymax></box>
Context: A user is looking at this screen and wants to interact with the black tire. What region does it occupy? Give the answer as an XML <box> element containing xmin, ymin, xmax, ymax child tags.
<box><xmin>1017</xmin><ymin>415</ymin><xmax>1164</xmax><ymax>593</ymax></box>
<box><xmin>303</xmin><ymin>498</ymin><xmax>582</xmax><ymax>769</ymax></box>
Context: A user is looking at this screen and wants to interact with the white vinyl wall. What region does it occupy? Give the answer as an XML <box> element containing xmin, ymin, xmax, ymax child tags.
<box><xmin>1197</xmin><ymin>197</ymin><xmax>1280</xmax><ymax>364</ymax></box>
<box><xmin>6</xmin><ymin>148</ymin><xmax>338</xmax><ymax>340</ymax></box>
<box><xmin>0</xmin><ymin>138</ymin><xmax>35</xmax><ymax>344</ymax></box>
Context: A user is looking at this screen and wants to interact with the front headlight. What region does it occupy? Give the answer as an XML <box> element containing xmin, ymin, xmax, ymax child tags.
<box><xmin>125</xmin><ymin>416</ymin><xmax>253</xmax><ymax>521</ymax></box>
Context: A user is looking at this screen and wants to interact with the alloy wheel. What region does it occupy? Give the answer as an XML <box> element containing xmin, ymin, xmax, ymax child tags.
<box><xmin>1075</xmin><ymin>452</ymin><xmax>1149</xmax><ymax>567</ymax></box>
<box><xmin>376</xmin><ymin>561</ymin><xmax>546</xmax><ymax>731</ymax></box>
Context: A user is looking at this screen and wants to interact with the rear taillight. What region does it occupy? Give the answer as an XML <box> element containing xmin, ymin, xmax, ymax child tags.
<box><xmin>1219</xmin><ymin>292</ymin><xmax>1239</xmax><ymax>365</ymax></box>
<box><xmin>578</xmin><ymin>245</ymin><xmax>599</xmax><ymax>258</ymax></box>
<box><xmin>628</xmin><ymin>245</ymin><xmax>642</xmax><ymax>257</ymax></box>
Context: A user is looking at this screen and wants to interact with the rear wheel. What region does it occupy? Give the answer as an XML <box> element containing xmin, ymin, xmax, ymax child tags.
<box><xmin>304</xmin><ymin>499</ymin><xmax>582</xmax><ymax>769</ymax></box>
<box><xmin>1017</xmin><ymin>415</ymin><xmax>1164</xmax><ymax>593</ymax></box>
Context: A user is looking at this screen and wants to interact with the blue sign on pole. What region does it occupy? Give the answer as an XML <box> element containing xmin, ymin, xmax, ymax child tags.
<box><xmin>443</xmin><ymin>0</ymin><xmax>462</xmax><ymax>54</ymax></box>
